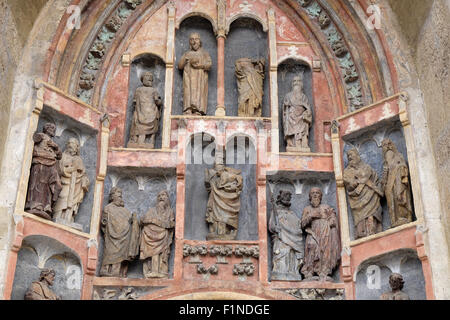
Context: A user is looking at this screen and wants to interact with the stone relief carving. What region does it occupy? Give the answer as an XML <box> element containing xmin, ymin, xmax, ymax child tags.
<box><xmin>282</xmin><ymin>75</ymin><xmax>312</xmax><ymax>152</ymax></box>
<box><xmin>380</xmin><ymin>273</ymin><xmax>410</xmax><ymax>300</ymax></box>
<box><xmin>178</xmin><ymin>33</ymin><xmax>212</xmax><ymax>115</ymax></box>
<box><xmin>197</xmin><ymin>263</ymin><xmax>219</xmax><ymax>276</ymax></box>
<box><xmin>282</xmin><ymin>288</ymin><xmax>345</xmax><ymax>300</ymax></box>
<box><xmin>100</xmin><ymin>187</ymin><xmax>140</xmax><ymax>278</ymax></box>
<box><xmin>93</xmin><ymin>287</ymin><xmax>139</xmax><ymax>300</ymax></box>
<box><xmin>26</xmin><ymin>123</ymin><xmax>62</xmax><ymax>220</ymax></box>
<box><xmin>127</xmin><ymin>72</ymin><xmax>163</xmax><ymax>149</ymax></box>
<box><xmin>344</xmin><ymin>148</ymin><xmax>384</xmax><ymax>239</ymax></box>
<box><xmin>209</xmin><ymin>245</ymin><xmax>233</xmax><ymax>264</ymax></box>
<box><xmin>183</xmin><ymin>244</ymin><xmax>208</xmax><ymax>264</ymax></box>
<box><xmin>234</xmin><ymin>246</ymin><xmax>259</xmax><ymax>264</ymax></box>
<box><xmin>233</xmin><ymin>263</ymin><xmax>255</xmax><ymax>278</ymax></box>
<box><xmin>301</xmin><ymin>188</ymin><xmax>340</xmax><ymax>282</ymax></box>
<box><xmin>235</xmin><ymin>58</ymin><xmax>265</xmax><ymax>117</ymax></box>
<box><xmin>205</xmin><ymin>151</ymin><xmax>243</xmax><ymax>240</ymax></box>
<box><xmin>53</xmin><ymin>138</ymin><xmax>90</xmax><ymax>230</ymax></box>
<box><xmin>139</xmin><ymin>190</ymin><xmax>175</xmax><ymax>279</ymax></box>
<box><xmin>269</xmin><ymin>190</ymin><xmax>304</xmax><ymax>281</ymax></box>
<box><xmin>24</xmin><ymin>269</ymin><xmax>60</xmax><ymax>300</ymax></box>
<box><xmin>381</xmin><ymin>139</ymin><xmax>413</xmax><ymax>228</ymax></box>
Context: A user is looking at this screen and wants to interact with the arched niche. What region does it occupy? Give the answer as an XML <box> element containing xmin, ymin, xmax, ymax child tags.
<box><xmin>225</xmin><ymin>17</ymin><xmax>269</xmax><ymax>117</ymax></box>
<box><xmin>125</xmin><ymin>54</ymin><xmax>166</xmax><ymax>149</ymax></box>
<box><xmin>174</xmin><ymin>16</ymin><xmax>218</xmax><ymax>116</ymax></box>
<box><xmin>355</xmin><ymin>249</ymin><xmax>426</xmax><ymax>300</ymax></box>
<box><xmin>11</xmin><ymin>235</ymin><xmax>83</xmax><ymax>300</ymax></box>
<box><xmin>184</xmin><ymin>133</ymin><xmax>216</xmax><ymax>240</ymax></box>
<box><xmin>277</xmin><ymin>59</ymin><xmax>314</xmax><ymax>152</ymax></box>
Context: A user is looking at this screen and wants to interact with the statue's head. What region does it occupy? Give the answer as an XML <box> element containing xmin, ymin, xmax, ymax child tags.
<box><xmin>66</xmin><ymin>138</ymin><xmax>80</xmax><ymax>156</ymax></box>
<box><xmin>157</xmin><ymin>190</ymin><xmax>170</xmax><ymax>207</ymax></box>
<box><xmin>109</xmin><ymin>187</ymin><xmax>124</xmax><ymax>207</ymax></box>
<box><xmin>347</xmin><ymin>148</ymin><xmax>361</xmax><ymax>167</ymax></box>
<box><xmin>292</xmin><ymin>75</ymin><xmax>304</xmax><ymax>90</ymax></box>
<box><xmin>276</xmin><ymin>190</ymin><xmax>292</xmax><ymax>207</ymax></box>
<box><xmin>309</xmin><ymin>187</ymin><xmax>323</xmax><ymax>208</ymax></box>
<box><xmin>43</xmin><ymin>123</ymin><xmax>56</xmax><ymax>137</ymax></box>
<box><xmin>389</xmin><ymin>273</ymin><xmax>405</xmax><ymax>291</ymax></box>
<box><xmin>189</xmin><ymin>33</ymin><xmax>202</xmax><ymax>51</ymax></box>
<box><xmin>141</xmin><ymin>72</ymin><xmax>153</xmax><ymax>87</ymax></box>
<box><xmin>39</xmin><ymin>269</ymin><xmax>56</xmax><ymax>286</ymax></box>
<box><xmin>381</xmin><ymin>138</ymin><xmax>398</xmax><ymax>156</ymax></box>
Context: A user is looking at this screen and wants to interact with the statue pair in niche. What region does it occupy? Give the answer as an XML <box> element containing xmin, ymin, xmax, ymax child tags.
<box><xmin>343</xmin><ymin>139</ymin><xmax>414</xmax><ymax>240</ymax></box>
<box><xmin>269</xmin><ymin>187</ymin><xmax>340</xmax><ymax>282</ymax></box>
<box><xmin>100</xmin><ymin>188</ymin><xmax>174</xmax><ymax>279</ymax></box>
<box><xmin>26</xmin><ymin>123</ymin><xmax>90</xmax><ymax>230</ymax></box>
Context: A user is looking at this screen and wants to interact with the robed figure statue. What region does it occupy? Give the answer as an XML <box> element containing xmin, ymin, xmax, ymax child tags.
<box><xmin>235</xmin><ymin>58</ymin><xmax>265</xmax><ymax>117</ymax></box>
<box><xmin>24</xmin><ymin>269</ymin><xmax>60</xmax><ymax>300</ymax></box>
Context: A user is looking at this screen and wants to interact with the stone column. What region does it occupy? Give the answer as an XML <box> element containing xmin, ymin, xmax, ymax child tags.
<box><xmin>215</xmin><ymin>0</ymin><xmax>226</xmax><ymax>116</ymax></box>
<box><xmin>267</xmin><ymin>8</ymin><xmax>279</xmax><ymax>153</ymax></box>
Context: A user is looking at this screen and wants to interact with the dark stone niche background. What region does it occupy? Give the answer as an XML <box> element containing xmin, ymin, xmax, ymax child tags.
<box><xmin>174</xmin><ymin>16</ymin><xmax>218</xmax><ymax>116</ymax></box>
<box><xmin>355</xmin><ymin>249</ymin><xmax>426</xmax><ymax>300</ymax></box>
<box><xmin>342</xmin><ymin>119</ymin><xmax>416</xmax><ymax>240</ymax></box>
<box><xmin>277</xmin><ymin>59</ymin><xmax>314</xmax><ymax>152</ymax></box>
<box><xmin>184</xmin><ymin>134</ymin><xmax>258</xmax><ymax>240</ymax></box>
<box><xmin>125</xmin><ymin>54</ymin><xmax>166</xmax><ymax>149</ymax></box>
<box><xmin>97</xmin><ymin>167</ymin><xmax>177</xmax><ymax>279</ymax></box>
<box><xmin>225</xmin><ymin>18</ymin><xmax>269</xmax><ymax>117</ymax></box>
<box><xmin>11</xmin><ymin>235</ymin><xmax>82</xmax><ymax>300</ymax></box>
<box><xmin>36</xmin><ymin>106</ymin><xmax>98</xmax><ymax>233</ymax></box>
<box><xmin>266</xmin><ymin>171</ymin><xmax>340</xmax><ymax>282</ymax></box>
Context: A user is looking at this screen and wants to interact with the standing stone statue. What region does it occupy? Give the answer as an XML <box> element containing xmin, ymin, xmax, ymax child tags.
<box><xmin>235</xmin><ymin>58</ymin><xmax>265</xmax><ymax>117</ymax></box>
<box><xmin>380</xmin><ymin>273</ymin><xmax>410</xmax><ymax>300</ymax></box>
<box><xmin>127</xmin><ymin>72</ymin><xmax>163</xmax><ymax>149</ymax></box>
<box><xmin>283</xmin><ymin>75</ymin><xmax>313</xmax><ymax>152</ymax></box>
<box><xmin>301</xmin><ymin>188</ymin><xmax>340</xmax><ymax>282</ymax></box>
<box><xmin>140</xmin><ymin>190</ymin><xmax>175</xmax><ymax>279</ymax></box>
<box><xmin>344</xmin><ymin>148</ymin><xmax>384</xmax><ymax>239</ymax></box>
<box><xmin>100</xmin><ymin>187</ymin><xmax>140</xmax><ymax>278</ymax></box>
<box><xmin>205</xmin><ymin>151</ymin><xmax>243</xmax><ymax>240</ymax></box>
<box><xmin>25</xmin><ymin>123</ymin><xmax>62</xmax><ymax>220</ymax></box>
<box><xmin>24</xmin><ymin>269</ymin><xmax>60</xmax><ymax>300</ymax></box>
<box><xmin>53</xmin><ymin>138</ymin><xmax>90</xmax><ymax>230</ymax></box>
<box><xmin>178</xmin><ymin>33</ymin><xmax>212</xmax><ymax>115</ymax></box>
<box><xmin>381</xmin><ymin>139</ymin><xmax>413</xmax><ymax>228</ymax></box>
<box><xmin>269</xmin><ymin>190</ymin><xmax>304</xmax><ymax>281</ymax></box>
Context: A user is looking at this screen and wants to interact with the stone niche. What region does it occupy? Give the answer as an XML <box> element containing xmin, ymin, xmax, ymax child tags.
<box><xmin>184</xmin><ymin>133</ymin><xmax>258</xmax><ymax>240</ymax></box>
<box><xmin>11</xmin><ymin>235</ymin><xmax>83</xmax><ymax>300</ymax></box>
<box><xmin>34</xmin><ymin>106</ymin><xmax>98</xmax><ymax>233</ymax></box>
<box><xmin>277</xmin><ymin>59</ymin><xmax>314</xmax><ymax>152</ymax></box>
<box><xmin>342</xmin><ymin>119</ymin><xmax>416</xmax><ymax>240</ymax></box>
<box><xmin>355</xmin><ymin>249</ymin><xmax>426</xmax><ymax>300</ymax></box>
<box><xmin>266</xmin><ymin>171</ymin><xmax>339</xmax><ymax>282</ymax></box>
<box><xmin>225</xmin><ymin>17</ymin><xmax>269</xmax><ymax>117</ymax></box>
<box><xmin>125</xmin><ymin>54</ymin><xmax>166</xmax><ymax>149</ymax></box>
<box><xmin>98</xmin><ymin>166</ymin><xmax>177</xmax><ymax>279</ymax></box>
<box><xmin>174</xmin><ymin>16</ymin><xmax>218</xmax><ymax>116</ymax></box>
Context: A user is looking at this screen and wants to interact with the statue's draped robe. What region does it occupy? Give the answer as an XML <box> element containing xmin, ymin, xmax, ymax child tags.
<box><xmin>24</xmin><ymin>281</ymin><xmax>60</xmax><ymax>300</ymax></box>
<box><xmin>205</xmin><ymin>167</ymin><xmax>243</xmax><ymax>231</ymax></box>
<box><xmin>383</xmin><ymin>152</ymin><xmax>413</xmax><ymax>227</ymax></box>
<box><xmin>236</xmin><ymin>60</ymin><xmax>264</xmax><ymax>117</ymax></box>
<box><xmin>101</xmin><ymin>203</ymin><xmax>140</xmax><ymax>266</ymax></box>
<box><xmin>53</xmin><ymin>152</ymin><xmax>89</xmax><ymax>222</ymax></box>
<box><xmin>269</xmin><ymin>207</ymin><xmax>304</xmax><ymax>276</ymax></box>
<box><xmin>344</xmin><ymin>161</ymin><xmax>382</xmax><ymax>238</ymax></box>
<box><xmin>140</xmin><ymin>207</ymin><xmax>175</xmax><ymax>261</ymax></box>
<box><xmin>130</xmin><ymin>86</ymin><xmax>161</xmax><ymax>136</ymax></box>
<box><xmin>283</xmin><ymin>91</ymin><xmax>312</xmax><ymax>147</ymax></box>
<box><xmin>301</xmin><ymin>204</ymin><xmax>340</xmax><ymax>277</ymax></box>
<box><xmin>26</xmin><ymin>132</ymin><xmax>62</xmax><ymax>216</ymax></box>
<box><xmin>179</xmin><ymin>48</ymin><xmax>212</xmax><ymax>115</ymax></box>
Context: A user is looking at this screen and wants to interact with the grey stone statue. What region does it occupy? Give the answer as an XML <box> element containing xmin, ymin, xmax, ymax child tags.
<box><xmin>178</xmin><ymin>33</ymin><xmax>212</xmax><ymax>115</ymax></box>
<box><xmin>140</xmin><ymin>190</ymin><xmax>175</xmax><ymax>279</ymax></box>
<box><xmin>381</xmin><ymin>139</ymin><xmax>413</xmax><ymax>228</ymax></box>
<box><xmin>301</xmin><ymin>188</ymin><xmax>340</xmax><ymax>282</ymax></box>
<box><xmin>24</xmin><ymin>269</ymin><xmax>60</xmax><ymax>300</ymax></box>
<box><xmin>53</xmin><ymin>138</ymin><xmax>90</xmax><ymax>230</ymax></box>
<box><xmin>235</xmin><ymin>58</ymin><xmax>265</xmax><ymax>117</ymax></box>
<box><xmin>282</xmin><ymin>75</ymin><xmax>312</xmax><ymax>152</ymax></box>
<box><xmin>380</xmin><ymin>273</ymin><xmax>410</xmax><ymax>300</ymax></box>
<box><xmin>100</xmin><ymin>187</ymin><xmax>140</xmax><ymax>278</ymax></box>
<box><xmin>344</xmin><ymin>148</ymin><xmax>384</xmax><ymax>239</ymax></box>
<box><xmin>127</xmin><ymin>71</ymin><xmax>162</xmax><ymax>149</ymax></box>
<box><xmin>205</xmin><ymin>151</ymin><xmax>243</xmax><ymax>240</ymax></box>
<box><xmin>269</xmin><ymin>190</ymin><xmax>304</xmax><ymax>281</ymax></box>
